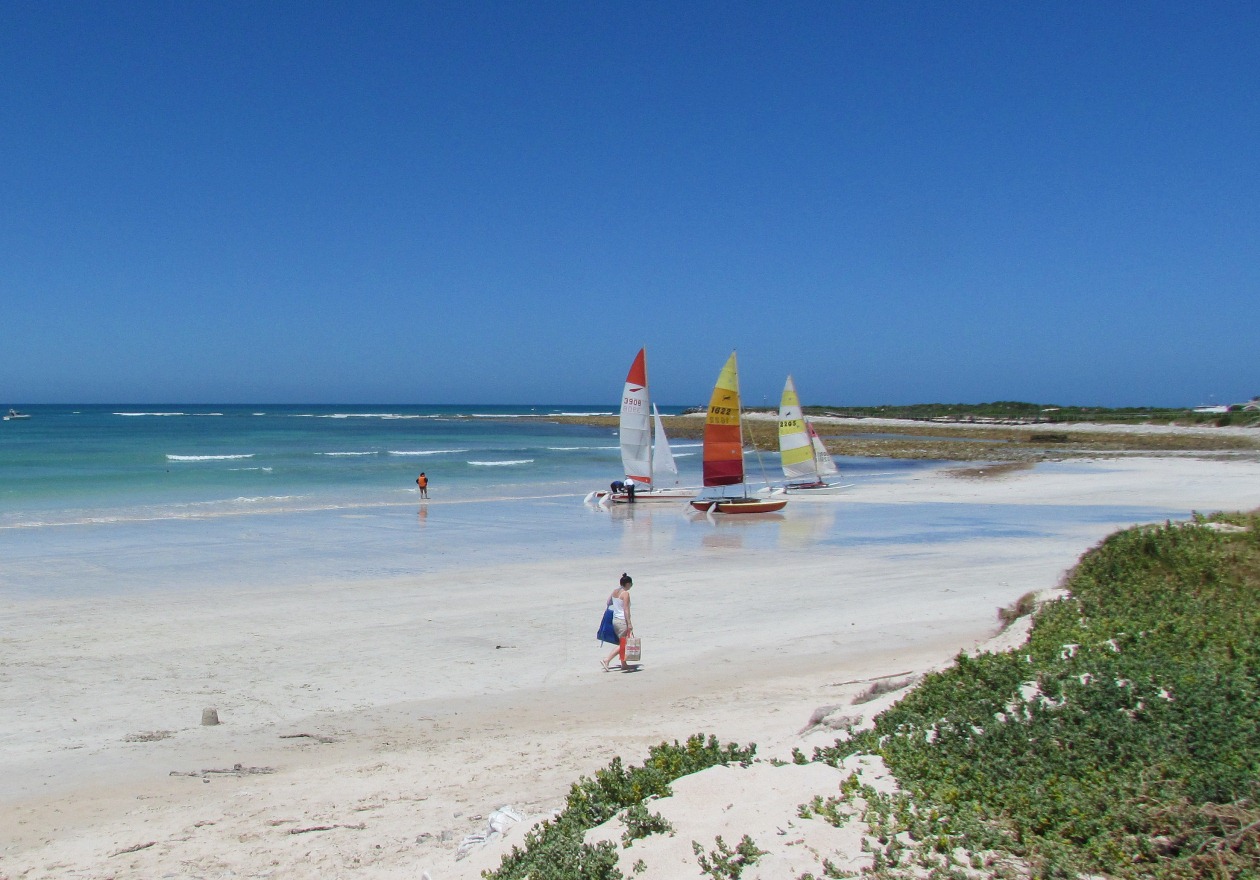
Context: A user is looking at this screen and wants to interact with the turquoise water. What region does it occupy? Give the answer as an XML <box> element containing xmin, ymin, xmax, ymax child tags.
<box><xmin>0</xmin><ymin>406</ymin><xmax>1180</xmax><ymax>601</ymax></box>
<box><xmin>0</xmin><ymin>404</ymin><xmax>633</xmax><ymax>525</ymax></box>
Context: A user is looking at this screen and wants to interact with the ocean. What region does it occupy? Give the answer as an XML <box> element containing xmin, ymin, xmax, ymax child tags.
<box><xmin>0</xmin><ymin>404</ymin><xmax>639</xmax><ymax>524</ymax></box>
<box><xmin>0</xmin><ymin>405</ymin><xmax>1170</xmax><ymax>602</ymax></box>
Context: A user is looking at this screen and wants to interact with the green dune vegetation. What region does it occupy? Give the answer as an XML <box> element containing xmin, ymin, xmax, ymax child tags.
<box><xmin>485</xmin><ymin>512</ymin><xmax>1260</xmax><ymax>879</ymax></box>
<box><xmin>809</xmin><ymin>510</ymin><xmax>1260</xmax><ymax>879</ymax></box>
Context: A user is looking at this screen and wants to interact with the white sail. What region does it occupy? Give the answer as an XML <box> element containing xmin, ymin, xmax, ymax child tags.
<box><xmin>808</xmin><ymin>421</ymin><xmax>839</xmax><ymax>477</ymax></box>
<box><xmin>620</xmin><ymin>349</ymin><xmax>652</xmax><ymax>483</ymax></box>
<box><xmin>651</xmin><ymin>404</ymin><xmax>678</xmax><ymax>484</ymax></box>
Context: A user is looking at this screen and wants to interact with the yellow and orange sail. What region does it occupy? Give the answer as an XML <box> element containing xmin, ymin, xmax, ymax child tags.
<box><xmin>702</xmin><ymin>352</ymin><xmax>744</xmax><ymax>487</ymax></box>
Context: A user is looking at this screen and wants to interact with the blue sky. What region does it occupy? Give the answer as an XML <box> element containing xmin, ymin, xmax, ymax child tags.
<box><xmin>2</xmin><ymin>2</ymin><xmax>1256</xmax><ymax>407</ymax></box>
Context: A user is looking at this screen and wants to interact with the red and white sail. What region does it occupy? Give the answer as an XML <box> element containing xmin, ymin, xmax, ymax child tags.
<box><xmin>620</xmin><ymin>348</ymin><xmax>652</xmax><ymax>484</ymax></box>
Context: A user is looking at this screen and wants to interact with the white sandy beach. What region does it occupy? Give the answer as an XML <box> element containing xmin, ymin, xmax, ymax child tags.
<box><xmin>3</xmin><ymin>455</ymin><xmax>1259</xmax><ymax>879</ymax></box>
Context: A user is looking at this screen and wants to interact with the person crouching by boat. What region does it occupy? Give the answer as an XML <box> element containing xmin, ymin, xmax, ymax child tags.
<box><xmin>610</xmin><ymin>479</ymin><xmax>625</xmax><ymax>495</ymax></box>
<box><xmin>623</xmin><ymin>477</ymin><xmax>636</xmax><ymax>502</ymax></box>
<box><xmin>602</xmin><ymin>573</ymin><xmax>634</xmax><ymax>671</ymax></box>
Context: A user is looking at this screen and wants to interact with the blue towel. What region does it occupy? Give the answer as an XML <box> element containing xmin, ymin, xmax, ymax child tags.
<box><xmin>596</xmin><ymin>607</ymin><xmax>619</xmax><ymax>644</ymax></box>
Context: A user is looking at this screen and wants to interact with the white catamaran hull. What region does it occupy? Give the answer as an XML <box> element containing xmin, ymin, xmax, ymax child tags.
<box><xmin>607</xmin><ymin>487</ymin><xmax>695</xmax><ymax>503</ymax></box>
<box><xmin>756</xmin><ymin>481</ymin><xmax>851</xmax><ymax>496</ymax></box>
<box><xmin>586</xmin><ymin>487</ymin><xmax>697</xmax><ymax>505</ymax></box>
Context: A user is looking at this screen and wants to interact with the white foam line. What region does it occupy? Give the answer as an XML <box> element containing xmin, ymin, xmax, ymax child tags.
<box><xmin>316</xmin><ymin>451</ymin><xmax>379</xmax><ymax>457</ymax></box>
<box><xmin>166</xmin><ymin>454</ymin><xmax>255</xmax><ymax>462</ymax></box>
<box><xmin>467</xmin><ymin>459</ymin><xmax>534</xmax><ymax>466</ymax></box>
<box><xmin>315</xmin><ymin>413</ymin><xmax>431</xmax><ymax>420</ymax></box>
<box><xmin>388</xmin><ymin>449</ymin><xmax>470</xmax><ymax>456</ymax></box>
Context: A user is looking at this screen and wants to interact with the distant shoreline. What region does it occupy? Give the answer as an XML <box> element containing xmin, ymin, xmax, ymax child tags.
<box><xmin>546</xmin><ymin>412</ymin><xmax>1260</xmax><ymax>462</ymax></box>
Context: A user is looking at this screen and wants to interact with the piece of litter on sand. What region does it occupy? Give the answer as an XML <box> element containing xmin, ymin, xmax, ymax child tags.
<box><xmin>455</xmin><ymin>805</ymin><xmax>525</xmax><ymax>859</ymax></box>
<box><xmin>288</xmin><ymin>823</ymin><xmax>367</xmax><ymax>835</ymax></box>
<box><xmin>170</xmin><ymin>763</ymin><xmax>276</xmax><ymax>779</ymax></box>
<box><xmin>110</xmin><ymin>841</ymin><xmax>156</xmax><ymax>857</ymax></box>
<box><xmin>279</xmin><ymin>732</ymin><xmax>337</xmax><ymax>743</ymax></box>
<box><xmin>489</xmin><ymin>806</ymin><xmax>524</xmax><ymax>832</ymax></box>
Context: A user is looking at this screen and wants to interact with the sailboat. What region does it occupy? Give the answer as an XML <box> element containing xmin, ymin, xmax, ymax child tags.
<box><xmin>591</xmin><ymin>348</ymin><xmax>696</xmax><ymax>504</ymax></box>
<box><xmin>689</xmin><ymin>352</ymin><xmax>788</xmax><ymax>514</ymax></box>
<box><xmin>768</xmin><ymin>375</ymin><xmax>849</xmax><ymax>494</ymax></box>
<box><xmin>4</xmin><ymin>408</ymin><xmax>31</xmax><ymax>421</ymax></box>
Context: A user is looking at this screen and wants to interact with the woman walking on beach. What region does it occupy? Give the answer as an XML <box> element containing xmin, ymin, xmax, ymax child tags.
<box><xmin>602</xmin><ymin>573</ymin><xmax>634</xmax><ymax>671</ymax></box>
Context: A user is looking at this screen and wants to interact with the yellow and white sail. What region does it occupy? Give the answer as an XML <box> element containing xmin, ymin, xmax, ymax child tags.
<box><xmin>778</xmin><ymin>375</ymin><xmax>838</xmax><ymax>482</ymax></box>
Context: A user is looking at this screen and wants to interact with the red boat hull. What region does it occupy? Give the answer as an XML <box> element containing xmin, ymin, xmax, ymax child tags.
<box><xmin>692</xmin><ymin>497</ymin><xmax>788</xmax><ymax>514</ymax></box>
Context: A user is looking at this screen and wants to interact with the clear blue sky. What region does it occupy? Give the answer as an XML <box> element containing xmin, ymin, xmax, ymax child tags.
<box><xmin>2</xmin><ymin>2</ymin><xmax>1256</xmax><ymax>407</ymax></box>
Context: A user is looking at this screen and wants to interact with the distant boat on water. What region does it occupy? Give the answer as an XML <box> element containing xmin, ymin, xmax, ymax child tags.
<box><xmin>4</xmin><ymin>408</ymin><xmax>31</xmax><ymax>421</ymax></box>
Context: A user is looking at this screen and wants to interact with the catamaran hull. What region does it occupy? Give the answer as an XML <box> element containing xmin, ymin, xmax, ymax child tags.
<box><xmin>756</xmin><ymin>482</ymin><xmax>851</xmax><ymax>496</ymax></box>
<box><xmin>691</xmin><ymin>497</ymin><xmax>788</xmax><ymax>514</ymax></box>
<box><xmin>608</xmin><ymin>488</ymin><xmax>696</xmax><ymax>503</ymax></box>
<box><xmin>786</xmin><ymin>483</ymin><xmax>851</xmax><ymax>495</ymax></box>
<box><xmin>715</xmin><ymin>498</ymin><xmax>787</xmax><ymax>514</ymax></box>
<box><xmin>588</xmin><ymin>488</ymin><xmax>697</xmax><ymax>504</ymax></box>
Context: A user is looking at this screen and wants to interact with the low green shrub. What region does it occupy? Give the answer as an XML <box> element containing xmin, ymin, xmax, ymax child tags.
<box><xmin>484</xmin><ymin>734</ymin><xmax>755</xmax><ymax>880</ymax></box>
<box><xmin>814</xmin><ymin>513</ymin><xmax>1260</xmax><ymax>879</ymax></box>
<box><xmin>692</xmin><ymin>834</ymin><xmax>768</xmax><ymax>879</ymax></box>
<box><xmin>619</xmin><ymin>802</ymin><xmax>673</xmax><ymax>847</ymax></box>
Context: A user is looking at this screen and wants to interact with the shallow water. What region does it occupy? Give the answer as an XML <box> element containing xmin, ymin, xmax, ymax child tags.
<box><xmin>1</xmin><ymin>409</ymin><xmax>1189</xmax><ymax>603</ymax></box>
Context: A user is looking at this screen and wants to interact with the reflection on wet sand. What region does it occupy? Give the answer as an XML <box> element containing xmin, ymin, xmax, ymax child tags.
<box><xmin>610</xmin><ymin>502</ymin><xmax>659</xmax><ymax>555</ymax></box>
<box><xmin>778</xmin><ymin>502</ymin><xmax>834</xmax><ymax>549</ymax></box>
<box><xmin>687</xmin><ymin>507</ymin><xmax>787</xmax><ymax>550</ymax></box>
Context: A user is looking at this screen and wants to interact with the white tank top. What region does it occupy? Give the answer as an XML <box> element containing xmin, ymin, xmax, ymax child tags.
<box><xmin>611</xmin><ymin>594</ymin><xmax>626</xmax><ymax>619</ymax></box>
